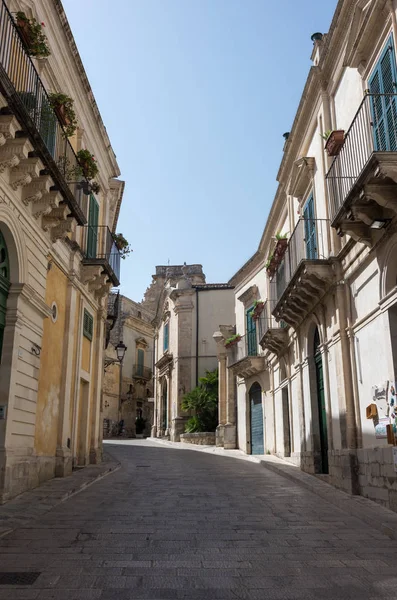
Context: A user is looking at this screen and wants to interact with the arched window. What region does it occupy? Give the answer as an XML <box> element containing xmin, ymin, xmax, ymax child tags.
<box><xmin>0</xmin><ymin>230</ymin><xmax>10</xmax><ymax>362</ymax></box>
<box><xmin>314</xmin><ymin>327</ymin><xmax>321</xmax><ymax>355</ymax></box>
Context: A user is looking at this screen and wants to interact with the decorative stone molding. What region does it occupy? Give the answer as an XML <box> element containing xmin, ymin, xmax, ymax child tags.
<box><xmin>288</xmin><ymin>156</ymin><xmax>315</xmax><ymax>199</ymax></box>
<box><xmin>10</xmin><ymin>157</ymin><xmax>42</xmax><ymax>190</ymax></box>
<box><xmin>32</xmin><ymin>191</ymin><xmax>62</xmax><ymax>219</ymax></box>
<box><xmin>343</xmin><ymin>0</ymin><xmax>388</xmax><ymax>70</ymax></box>
<box><xmin>0</xmin><ymin>137</ymin><xmax>33</xmax><ymax>172</ymax></box>
<box><xmin>81</xmin><ymin>265</ymin><xmax>103</xmax><ymax>285</ymax></box>
<box><xmin>135</xmin><ymin>337</ymin><xmax>148</xmax><ymax>349</ymax></box>
<box><xmin>0</xmin><ymin>114</ymin><xmax>20</xmax><ymax>139</ymax></box>
<box><xmin>22</xmin><ymin>175</ymin><xmax>53</xmax><ymax>206</ymax></box>
<box><xmin>42</xmin><ymin>204</ymin><xmax>70</xmax><ymax>231</ymax></box>
<box><xmin>237</xmin><ymin>284</ymin><xmax>258</xmax><ymax>307</ymax></box>
<box><xmin>155</xmin><ymin>351</ymin><xmax>173</xmax><ymax>376</ymax></box>
<box><xmin>51</xmin><ymin>217</ymin><xmax>74</xmax><ymax>242</ymax></box>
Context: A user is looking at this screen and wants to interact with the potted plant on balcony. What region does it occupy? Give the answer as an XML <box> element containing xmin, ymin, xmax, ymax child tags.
<box><xmin>250</xmin><ymin>300</ymin><xmax>265</xmax><ymax>321</ymax></box>
<box><xmin>90</xmin><ymin>181</ymin><xmax>101</xmax><ymax>194</ymax></box>
<box><xmin>322</xmin><ymin>129</ymin><xmax>345</xmax><ymax>156</ymax></box>
<box><xmin>76</xmin><ymin>149</ymin><xmax>99</xmax><ymax>180</ymax></box>
<box><xmin>113</xmin><ymin>233</ymin><xmax>132</xmax><ymax>259</ymax></box>
<box><xmin>266</xmin><ymin>252</ymin><xmax>276</xmax><ymax>278</ymax></box>
<box><xmin>48</xmin><ymin>92</ymin><xmax>77</xmax><ymax>137</ymax></box>
<box><xmin>224</xmin><ymin>334</ymin><xmax>242</xmax><ymax>349</ymax></box>
<box><xmin>15</xmin><ymin>12</ymin><xmax>50</xmax><ymax>58</ymax></box>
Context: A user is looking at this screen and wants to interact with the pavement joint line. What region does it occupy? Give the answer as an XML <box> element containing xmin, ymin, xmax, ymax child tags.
<box><xmin>143</xmin><ymin>437</ymin><xmax>397</xmax><ymax>541</ymax></box>
<box><xmin>0</xmin><ymin>453</ymin><xmax>121</xmax><ymax>539</ymax></box>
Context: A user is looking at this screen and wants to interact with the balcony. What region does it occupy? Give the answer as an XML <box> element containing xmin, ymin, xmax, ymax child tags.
<box><xmin>132</xmin><ymin>365</ymin><xmax>152</xmax><ymax>381</ymax></box>
<box><xmin>0</xmin><ymin>1</ymin><xmax>88</xmax><ymax>227</ymax></box>
<box><xmin>270</xmin><ymin>219</ymin><xmax>334</xmax><ymax>328</ymax></box>
<box><xmin>227</xmin><ymin>334</ymin><xmax>267</xmax><ymax>379</ymax></box>
<box><xmin>326</xmin><ymin>94</ymin><xmax>397</xmax><ymax>245</ymax></box>
<box><xmin>81</xmin><ymin>226</ymin><xmax>121</xmax><ymax>288</ymax></box>
<box><xmin>256</xmin><ymin>300</ymin><xmax>289</xmax><ymax>355</ymax></box>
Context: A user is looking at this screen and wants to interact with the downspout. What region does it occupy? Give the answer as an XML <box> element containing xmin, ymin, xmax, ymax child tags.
<box><xmin>195</xmin><ymin>288</ymin><xmax>199</xmax><ymax>387</ymax></box>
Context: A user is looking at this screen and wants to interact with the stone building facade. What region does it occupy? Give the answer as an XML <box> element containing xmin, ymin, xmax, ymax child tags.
<box><xmin>103</xmin><ymin>293</ymin><xmax>154</xmax><ymax>438</ymax></box>
<box><xmin>150</xmin><ymin>264</ymin><xmax>234</xmax><ymax>442</ymax></box>
<box><xmin>0</xmin><ymin>0</ymin><xmax>124</xmax><ymax>502</ymax></box>
<box><xmin>215</xmin><ymin>0</ymin><xmax>397</xmax><ymax>512</ymax></box>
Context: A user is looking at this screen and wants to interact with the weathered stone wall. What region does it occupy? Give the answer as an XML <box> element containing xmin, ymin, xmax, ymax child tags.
<box><xmin>180</xmin><ymin>433</ymin><xmax>216</xmax><ymax>445</ymax></box>
<box><xmin>355</xmin><ymin>447</ymin><xmax>397</xmax><ymax>511</ymax></box>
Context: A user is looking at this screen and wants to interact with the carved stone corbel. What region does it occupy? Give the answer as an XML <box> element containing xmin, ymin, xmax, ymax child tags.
<box><xmin>337</xmin><ymin>221</ymin><xmax>372</xmax><ymax>247</ymax></box>
<box><xmin>0</xmin><ymin>114</ymin><xmax>20</xmax><ymax>139</ymax></box>
<box><xmin>22</xmin><ymin>175</ymin><xmax>53</xmax><ymax>205</ymax></box>
<box><xmin>0</xmin><ymin>137</ymin><xmax>33</xmax><ymax>172</ymax></box>
<box><xmin>51</xmin><ymin>216</ymin><xmax>73</xmax><ymax>242</ymax></box>
<box><xmin>81</xmin><ymin>265</ymin><xmax>102</xmax><ymax>285</ymax></box>
<box><xmin>42</xmin><ymin>204</ymin><xmax>70</xmax><ymax>231</ymax></box>
<box><xmin>32</xmin><ymin>191</ymin><xmax>61</xmax><ymax>219</ymax></box>
<box><xmin>363</xmin><ymin>183</ymin><xmax>397</xmax><ymax>214</ymax></box>
<box><xmin>10</xmin><ymin>157</ymin><xmax>42</xmax><ymax>190</ymax></box>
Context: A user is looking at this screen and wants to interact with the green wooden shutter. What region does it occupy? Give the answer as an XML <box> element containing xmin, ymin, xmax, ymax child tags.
<box><xmin>86</xmin><ymin>195</ymin><xmax>99</xmax><ymax>259</ymax></box>
<box><xmin>39</xmin><ymin>95</ymin><xmax>57</xmax><ymax>157</ymax></box>
<box><xmin>246</xmin><ymin>307</ymin><xmax>257</xmax><ymax>356</ymax></box>
<box><xmin>163</xmin><ymin>323</ymin><xmax>169</xmax><ymax>352</ymax></box>
<box><xmin>303</xmin><ymin>194</ymin><xmax>317</xmax><ymax>260</ymax></box>
<box><xmin>369</xmin><ymin>35</ymin><xmax>397</xmax><ymax>151</ymax></box>
<box><xmin>137</xmin><ymin>348</ymin><xmax>144</xmax><ymax>376</ymax></box>
<box><xmin>83</xmin><ymin>309</ymin><xmax>94</xmax><ymax>341</ymax></box>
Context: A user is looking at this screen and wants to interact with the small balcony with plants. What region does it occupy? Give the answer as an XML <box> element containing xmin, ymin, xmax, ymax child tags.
<box><xmin>269</xmin><ymin>218</ymin><xmax>334</xmax><ymax>328</ymax></box>
<box><xmin>81</xmin><ymin>225</ymin><xmax>123</xmax><ymax>288</ymax></box>
<box><xmin>256</xmin><ymin>300</ymin><xmax>289</xmax><ymax>355</ymax></box>
<box><xmin>0</xmin><ymin>2</ymin><xmax>97</xmax><ymax>231</ymax></box>
<box><xmin>325</xmin><ymin>93</ymin><xmax>397</xmax><ymax>246</ymax></box>
<box><xmin>226</xmin><ymin>328</ymin><xmax>267</xmax><ymax>379</ymax></box>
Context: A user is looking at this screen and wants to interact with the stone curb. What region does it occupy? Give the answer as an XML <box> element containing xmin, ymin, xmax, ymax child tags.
<box><xmin>148</xmin><ymin>437</ymin><xmax>397</xmax><ymax>540</ymax></box>
<box><xmin>0</xmin><ymin>452</ymin><xmax>120</xmax><ymax>538</ymax></box>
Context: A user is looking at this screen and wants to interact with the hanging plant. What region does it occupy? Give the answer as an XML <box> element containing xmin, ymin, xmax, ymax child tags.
<box><xmin>48</xmin><ymin>92</ymin><xmax>77</xmax><ymax>137</ymax></box>
<box><xmin>113</xmin><ymin>233</ymin><xmax>132</xmax><ymax>259</ymax></box>
<box><xmin>90</xmin><ymin>181</ymin><xmax>101</xmax><ymax>194</ymax></box>
<box><xmin>15</xmin><ymin>12</ymin><xmax>50</xmax><ymax>58</ymax></box>
<box><xmin>224</xmin><ymin>334</ymin><xmax>242</xmax><ymax>349</ymax></box>
<box><xmin>249</xmin><ymin>300</ymin><xmax>265</xmax><ymax>321</ymax></box>
<box><xmin>76</xmin><ymin>149</ymin><xmax>99</xmax><ymax>180</ymax></box>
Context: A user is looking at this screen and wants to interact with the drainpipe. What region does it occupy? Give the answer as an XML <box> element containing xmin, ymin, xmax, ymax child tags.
<box><xmin>195</xmin><ymin>288</ymin><xmax>199</xmax><ymax>387</ymax></box>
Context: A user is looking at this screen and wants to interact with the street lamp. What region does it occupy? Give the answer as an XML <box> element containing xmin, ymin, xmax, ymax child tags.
<box><xmin>104</xmin><ymin>340</ymin><xmax>127</xmax><ymax>370</ymax></box>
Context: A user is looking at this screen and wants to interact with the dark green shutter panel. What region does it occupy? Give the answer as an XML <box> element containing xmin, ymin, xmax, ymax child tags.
<box><xmin>304</xmin><ymin>194</ymin><xmax>317</xmax><ymax>260</ymax></box>
<box><xmin>369</xmin><ymin>35</ymin><xmax>397</xmax><ymax>151</ymax></box>
<box><xmin>86</xmin><ymin>195</ymin><xmax>99</xmax><ymax>259</ymax></box>
<box><xmin>163</xmin><ymin>323</ymin><xmax>169</xmax><ymax>351</ymax></box>
<box><xmin>137</xmin><ymin>348</ymin><xmax>144</xmax><ymax>376</ymax></box>
<box><xmin>83</xmin><ymin>309</ymin><xmax>93</xmax><ymax>341</ymax></box>
<box><xmin>246</xmin><ymin>307</ymin><xmax>257</xmax><ymax>356</ymax></box>
<box><xmin>39</xmin><ymin>95</ymin><xmax>57</xmax><ymax>157</ymax></box>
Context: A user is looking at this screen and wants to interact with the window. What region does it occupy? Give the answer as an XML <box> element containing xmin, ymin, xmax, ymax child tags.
<box><xmin>369</xmin><ymin>35</ymin><xmax>397</xmax><ymax>151</ymax></box>
<box><xmin>303</xmin><ymin>193</ymin><xmax>317</xmax><ymax>259</ymax></box>
<box><xmin>86</xmin><ymin>195</ymin><xmax>99</xmax><ymax>259</ymax></box>
<box><xmin>83</xmin><ymin>309</ymin><xmax>94</xmax><ymax>341</ymax></box>
<box><xmin>163</xmin><ymin>322</ymin><xmax>169</xmax><ymax>352</ymax></box>
<box><xmin>137</xmin><ymin>348</ymin><xmax>144</xmax><ymax>376</ymax></box>
<box><xmin>246</xmin><ymin>307</ymin><xmax>257</xmax><ymax>356</ymax></box>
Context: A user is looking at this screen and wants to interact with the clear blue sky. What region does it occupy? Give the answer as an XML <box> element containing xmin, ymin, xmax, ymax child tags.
<box><xmin>63</xmin><ymin>0</ymin><xmax>337</xmax><ymax>301</ymax></box>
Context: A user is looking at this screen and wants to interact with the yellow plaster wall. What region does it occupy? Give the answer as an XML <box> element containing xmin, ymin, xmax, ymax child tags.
<box><xmin>81</xmin><ymin>335</ymin><xmax>91</xmax><ymax>373</ymax></box>
<box><xmin>35</xmin><ymin>262</ymin><xmax>67</xmax><ymax>456</ymax></box>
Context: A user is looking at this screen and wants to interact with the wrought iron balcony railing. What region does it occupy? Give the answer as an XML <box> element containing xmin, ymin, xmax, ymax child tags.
<box><xmin>256</xmin><ymin>300</ymin><xmax>286</xmax><ymax>339</ymax></box>
<box><xmin>228</xmin><ymin>333</ymin><xmax>258</xmax><ymax>366</ymax></box>
<box><xmin>81</xmin><ymin>225</ymin><xmax>121</xmax><ymax>286</ymax></box>
<box><xmin>270</xmin><ymin>219</ymin><xmax>331</xmax><ymax>303</ymax></box>
<box><xmin>0</xmin><ymin>0</ymin><xmax>88</xmax><ymax>223</ymax></box>
<box><xmin>132</xmin><ymin>365</ymin><xmax>152</xmax><ymax>380</ymax></box>
<box><xmin>326</xmin><ymin>93</ymin><xmax>397</xmax><ymax>223</ymax></box>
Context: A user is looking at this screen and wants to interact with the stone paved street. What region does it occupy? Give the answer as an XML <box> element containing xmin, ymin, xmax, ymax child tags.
<box><xmin>1</xmin><ymin>440</ymin><xmax>397</xmax><ymax>599</ymax></box>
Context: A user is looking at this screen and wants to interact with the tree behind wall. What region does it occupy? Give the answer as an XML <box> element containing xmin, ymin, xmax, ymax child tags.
<box><xmin>182</xmin><ymin>369</ymin><xmax>218</xmax><ymax>433</ymax></box>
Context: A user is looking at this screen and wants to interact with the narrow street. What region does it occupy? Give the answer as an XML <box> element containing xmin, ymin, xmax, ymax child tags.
<box><xmin>1</xmin><ymin>440</ymin><xmax>397</xmax><ymax>600</ymax></box>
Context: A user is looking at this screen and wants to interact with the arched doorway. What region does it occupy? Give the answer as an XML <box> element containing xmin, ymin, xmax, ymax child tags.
<box><xmin>161</xmin><ymin>379</ymin><xmax>168</xmax><ymax>432</ymax></box>
<box><xmin>249</xmin><ymin>382</ymin><xmax>264</xmax><ymax>455</ymax></box>
<box><xmin>314</xmin><ymin>328</ymin><xmax>328</xmax><ymax>473</ymax></box>
<box><xmin>0</xmin><ymin>230</ymin><xmax>10</xmax><ymax>361</ymax></box>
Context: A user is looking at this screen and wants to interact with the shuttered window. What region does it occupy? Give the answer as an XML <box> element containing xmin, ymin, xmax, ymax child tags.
<box><xmin>246</xmin><ymin>307</ymin><xmax>257</xmax><ymax>356</ymax></box>
<box><xmin>303</xmin><ymin>193</ymin><xmax>317</xmax><ymax>260</ymax></box>
<box><xmin>163</xmin><ymin>322</ymin><xmax>169</xmax><ymax>352</ymax></box>
<box><xmin>83</xmin><ymin>309</ymin><xmax>94</xmax><ymax>341</ymax></box>
<box><xmin>86</xmin><ymin>195</ymin><xmax>99</xmax><ymax>259</ymax></box>
<box><xmin>369</xmin><ymin>35</ymin><xmax>397</xmax><ymax>151</ymax></box>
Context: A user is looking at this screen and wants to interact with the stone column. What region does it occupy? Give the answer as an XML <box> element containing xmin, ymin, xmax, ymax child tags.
<box><xmin>213</xmin><ymin>332</ymin><xmax>227</xmax><ymax>447</ymax></box>
<box><xmin>224</xmin><ymin>362</ymin><xmax>237</xmax><ymax>449</ymax></box>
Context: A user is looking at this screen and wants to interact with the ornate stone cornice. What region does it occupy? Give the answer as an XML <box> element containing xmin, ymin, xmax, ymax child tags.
<box><xmin>237</xmin><ymin>285</ymin><xmax>259</xmax><ymax>307</ymax></box>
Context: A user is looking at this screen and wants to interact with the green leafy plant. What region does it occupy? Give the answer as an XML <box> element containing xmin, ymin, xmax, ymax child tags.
<box><xmin>76</xmin><ymin>149</ymin><xmax>99</xmax><ymax>180</ymax></box>
<box><xmin>48</xmin><ymin>92</ymin><xmax>77</xmax><ymax>137</ymax></box>
<box><xmin>15</xmin><ymin>12</ymin><xmax>50</xmax><ymax>58</ymax></box>
<box><xmin>320</xmin><ymin>129</ymin><xmax>332</xmax><ymax>141</ymax></box>
<box><xmin>265</xmin><ymin>253</ymin><xmax>274</xmax><ymax>269</ymax></box>
<box><xmin>90</xmin><ymin>181</ymin><xmax>101</xmax><ymax>194</ymax></box>
<box><xmin>275</xmin><ymin>232</ymin><xmax>288</xmax><ymax>240</ymax></box>
<box><xmin>135</xmin><ymin>416</ymin><xmax>147</xmax><ymax>435</ymax></box>
<box><xmin>113</xmin><ymin>233</ymin><xmax>132</xmax><ymax>259</ymax></box>
<box><xmin>249</xmin><ymin>299</ymin><xmax>265</xmax><ymax>320</ymax></box>
<box><xmin>182</xmin><ymin>369</ymin><xmax>218</xmax><ymax>433</ymax></box>
<box><xmin>224</xmin><ymin>333</ymin><xmax>242</xmax><ymax>348</ymax></box>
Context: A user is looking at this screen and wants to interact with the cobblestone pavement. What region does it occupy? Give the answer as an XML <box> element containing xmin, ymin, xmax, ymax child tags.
<box><xmin>1</xmin><ymin>440</ymin><xmax>397</xmax><ymax>599</ymax></box>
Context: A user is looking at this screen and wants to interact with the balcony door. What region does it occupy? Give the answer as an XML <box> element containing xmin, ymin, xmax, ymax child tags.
<box><xmin>303</xmin><ymin>194</ymin><xmax>317</xmax><ymax>260</ymax></box>
<box><xmin>369</xmin><ymin>35</ymin><xmax>397</xmax><ymax>151</ymax></box>
<box><xmin>86</xmin><ymin>195</ymin><xmax>99</xmax><ymax>259</ymax></box>
<box><xmin>137</xmin><ymin>348</ymin><xmax>144</xmax><ymax>377</ymax></box>
<box><xmin>246</xmin><ymin>307</ymin><xmax>257</xmax><ymax>356</ymax></box>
